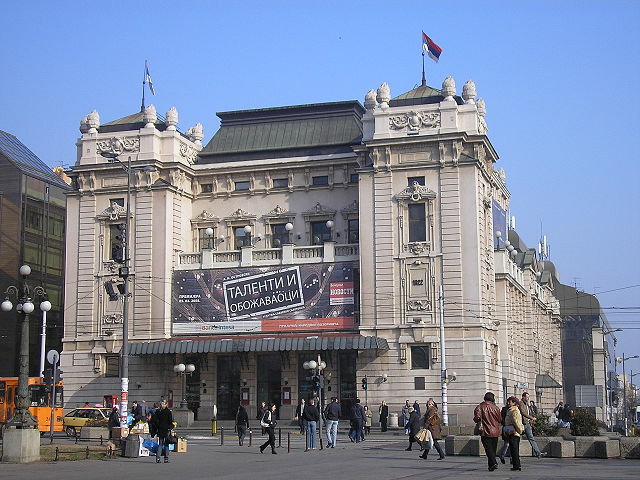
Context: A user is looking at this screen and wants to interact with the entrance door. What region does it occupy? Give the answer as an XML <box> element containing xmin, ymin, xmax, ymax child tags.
<box><xmin>257</xmin><ymin>353</ymin><xmax>281</xmax><ymax>418</ymax></box>
<box><xmin>339</xmin><ymin>351</ymin><xmax>357</xmax><ymax>419</ymax></box>
<box><xmin>217</xmin><ymin>355</ymin><xmax>240</xmax><ymax>420</ymax></box>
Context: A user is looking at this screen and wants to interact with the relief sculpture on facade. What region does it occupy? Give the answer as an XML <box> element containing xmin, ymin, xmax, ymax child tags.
<box><xmin>96</xmin><ymin>136</ymin><xmax>140</xmax><ymax>157</ymax></box>
<box><xmin>389</xmin><ymin>111</ymin><xmax>441</xmax><ymax>131</ymax></box>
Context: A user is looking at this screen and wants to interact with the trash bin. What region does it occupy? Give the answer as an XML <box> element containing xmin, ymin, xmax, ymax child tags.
<box><xmin>388</xmin><ymin>412</ymin><xmax>399</xmax><ymax>429</ymax></box>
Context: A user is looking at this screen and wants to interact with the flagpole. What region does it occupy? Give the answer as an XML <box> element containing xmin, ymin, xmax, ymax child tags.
<box><xmin>421</xmin><ymin>50</ymin><xmax>426</xmax><ymax>87</ymax></box>
<box><xmin>141</xmin><ymin>61</ymin><xmax>146</xmax><ymax>111</ymax></box>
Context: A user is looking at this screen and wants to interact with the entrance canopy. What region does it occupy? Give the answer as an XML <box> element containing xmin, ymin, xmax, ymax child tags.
<box><xmin>535</xmin><ymin>373</ymin><xmax>562</xmax><ymax>389</ymax></box>
<box><xmin>129</xmin><ymin>334</ymin><xmax>388</xmax><ymax>356</ymax></box>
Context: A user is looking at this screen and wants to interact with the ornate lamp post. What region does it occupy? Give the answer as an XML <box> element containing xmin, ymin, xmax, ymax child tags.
<box><xmin>1</xmin><ymin>265</ymin><xmax>47</xmax><ymax>428</ymax></box>
<box><xmin>173</xmin><ymin>363</ymin><xmax>196</xmax><ymax>409</ymax></box>
<box><xmin>616</xmin><ymin>354</ymin><xmax>639</xmax><ymax>435</ymax></box>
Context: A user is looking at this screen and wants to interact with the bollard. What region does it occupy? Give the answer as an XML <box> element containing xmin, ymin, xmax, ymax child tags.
<box><xmin>278</xmin><ymin>428</ymin><xmax>282</xmax><ymax>447</ymax></box>
<box><xmin>211</xmin><ymin>419</ymin><xmax>217</xmax><ymax>435</ymax></box>
<box><xmin>85</xmin><ymin>446</ymin><xmax>89</xmax><ymax>459</ymax></box>
<box><xmin>305</xmin><ymin>429</ymin><xmax>309</xmax><ymax>451</ymax></box>
<box><xmin>75</xmin><ymin>432</ymin><xmax>79</xmax><ymax>444</ymax></box>
<box><xmin>100</xmin><ymin>435</ymin><xmax>104</xmax><ymax>445</ymax></box>
<box><xmin>55</xmin><ymin>447</ymin><xmax>59</xmax><ymax>461</ymax></box>
<box><xmin>319</xmin><ymin>437</ymin><xmax>324</xmax><ymax>450</ymax></box>
<box><xmin>220</xmin><ymin>426</ymin><xmax>224</xmax><ymax>445</ymax></box>
<box><xmin>287</xmin><ymin>432</ymin><xmax>291</xmax><ymax>454</ymax></box>
<box><xmin>249</xmin><ymin>430</ymin><xmax>252</xmax><ymax>447</ymax></box>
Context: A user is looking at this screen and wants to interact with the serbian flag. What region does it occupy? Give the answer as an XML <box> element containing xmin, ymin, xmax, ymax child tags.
<box><xmin>422</xmin><ymin>32</ymin><xmax>442</xmax><ymax>63</ymax></box>
<box><xmin>144</xmin><ymin>61</ymin><xmax>156</xmax><ymax>95</ymax></box>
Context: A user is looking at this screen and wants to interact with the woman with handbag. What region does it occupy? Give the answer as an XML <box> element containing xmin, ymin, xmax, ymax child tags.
<box><xmin>152</xmin><ymin>399</ymin><xmax>173</xmax><ymax>463</ymax></box>
<box><xmin>259</xmin><ymin>404</ymin><xmax>278</xmax><ymax>454</ymax></box>
<box><xmin>503</xmin><ymin>396</ymin><xmax>525</xmax><ymax>471</ymax></box>
<box><xmin>419</xmin><ymin>399</ymin><xmax>445</xmax><ymax>460</ymax></box>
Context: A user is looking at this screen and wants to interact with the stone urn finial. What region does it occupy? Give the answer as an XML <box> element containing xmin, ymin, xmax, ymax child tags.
<box><xmin>476</xmin><ymin>98</ymin><xmax>487</xmax><ymax>116</ymax></box>
<box><xmin>86</xmin><ymin>110</ymin><xmax>100</xmax><ymax>134</ymax></box>
<box><xmin>165</xmin><ymin>107</ymin><xmax>179</xmax><ymax>130</ymax></box>
<box><xmin>442</xmin><ymin>76</ymin><xmax>456</xmax><ymax>100</ymax></box>
<box><xmin>188</xmin><ymin>123</ymin><xmax>204</xmax><ymax>146</ymax></box>
<box><xmin>143</xmin><ymin>104</ymin><xmax>157</xmax><ymax>127</ymax></box>
<box><xmin>364</xmin><ymin>89</ymin><xmax>377</xmax><ymax>110</ymax></box>
<box><xmin>462</xmin><ymin>80</ymin><xmax>477</xmax><ymax>104</ymax></box>
<box><xmin>80</xmin><ymin>115</ymin><xmax>89</xmax><ymax>134</ymax></box>
<box><xmin>376</xmin><ymin>82</ymin><xmax>391</xmax><ymax>108</ymax></box>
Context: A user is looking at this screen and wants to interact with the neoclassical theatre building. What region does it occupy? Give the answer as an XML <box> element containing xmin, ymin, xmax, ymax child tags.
<box><xmin>62</xmin><ymin>76</ymin><xmax>563</xmax><ymax>422</ymax></box>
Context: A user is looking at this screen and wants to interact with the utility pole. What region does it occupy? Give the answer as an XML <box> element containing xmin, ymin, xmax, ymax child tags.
<box><xmin>439</xmin><ymin>284</ymin><xmax>448</xmax><ymax>426</ymax></box>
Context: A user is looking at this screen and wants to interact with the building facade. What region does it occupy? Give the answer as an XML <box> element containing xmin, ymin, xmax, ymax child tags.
<box><xmin>0</xmin><ymin>130</ymin><xmax>69</xmax><ymax>378</ymax></box>
<box><xmin>62</xmin><ymin>77</ymin><xmax>563</xmax><ymax>423</ymax></box>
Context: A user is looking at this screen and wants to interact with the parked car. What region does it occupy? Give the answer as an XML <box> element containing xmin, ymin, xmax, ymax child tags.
<box><xmin>63</xmin><ymin>407</ymin><xmax>111</xmax><ymax>437</ymax></box>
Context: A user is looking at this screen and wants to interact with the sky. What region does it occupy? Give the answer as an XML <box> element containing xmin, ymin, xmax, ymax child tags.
<box><xmin>1</xmin><ymin>1</ymin><xmax>638</xmax><ymax>362</ymax></box>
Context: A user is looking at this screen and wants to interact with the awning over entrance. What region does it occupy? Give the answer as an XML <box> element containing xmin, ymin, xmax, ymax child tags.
<box><xmin>535</xmin><ymin>373</ymin><xmax>562</xmax><ymax>388</ymax></box>
<box><xmin>129</xmin><ymin>334</ymin><xmax>389</xmax><ymax>355</ymax></box>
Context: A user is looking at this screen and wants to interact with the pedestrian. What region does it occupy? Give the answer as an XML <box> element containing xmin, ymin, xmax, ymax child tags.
<box><xmin>401</xmin><ymin>400</ymin><xmax>411</xmax><ymax>433</ymax></box>
<box><xmin>259</xmin><ymin>404</ymin><xmax>278</xmax><ymax>454</ymax></box>
<box><xmin>412</xmin><ymin>400</ymin><xmax>421</xmax><ymax>416</ymax></box>
<box><xmin>149</xmin><ymin>402</ymin><xmax>160</xmax><ymax>416</ymax></box>
<box><xmin>349</xmin><ymin>398</ymin><xmax>366</xmax><ymax>443</ymax></box>
<box><xmin>257</xmin><ymin>401</ymin><xmax>268</xmax><ymax>435</ymax></box>
<box><xmin>419</xmin><ymin>399</ymin><xmax>445</xmax><ymax>460</ymax></box>
<box><xmin>130</xmin><ymin>400</ymin><xmax>143</xmax><ymax>426</ymax></box>
<box><xmin>303</xmin><ymin>398</ymin><xmax>320</xmax><ymax>450</ymax></box>
<box><xmin>473</xmin><ymin>392</ymin><xmax>502</xmax><ymax>471</ymax></box>
<box><xmin>503</xmin><ymin>396</ymin><xmax>524</xmax><ymax>471</ymax></box>
<box><xmin>83</xmin><ymin>401</ymin><xmax>91</xmax><ymax>408</ymax></box>
<box><xmin>553</xmin><ymin>402</ymin><xmax>564</xmax><ymax>426</ymax></box>
<box><xmin>497</xmin><ymin>403</ymin><xmax>510</xmax><ymax>465</ymax></box>
<box><xmin>519</xmin><ymin>392</ymin><xmax>545</xmax><ymax>457</ymax></box>
<box><xmin>295</xmin><ymin>398</ymin><xmax>306</xmax><ymax>434</ymax></box>
<box><xmin>404</xmin><ymin>407</ymin><xmax>421</xmax><ymax>451</ymax></box>
<box><xmin>108</xmin><ymin>406</ymin><xmax>119</xmax><ymax>439</ymax></box>
<box><xmin>379</xmin><ymin>401</ymin><xmax>389</xmax><ymax>432</ymax></box>
<box><xmin>151</xmin><ymin>399</ymin><xmax>173</xmax><ymax>463</ymax></box>
<box><xmin>236</xmin><ymin>403</ymin><xmax>250</xmax><ymax>446</ymax></box>
<box><xmin>364</xmin><ymin>405</ymin><xmax>372</xmax><ymax>435</ymax></box>
<box><xmin>324</xmin><ymin>397</ymin><xmax>341</xmax><ymax>448</ymax></box>
<box><xmin>529</xmin><ymin>400</ymin><xmax>538</xmax><ymax>415</ymax></box>
<box><xmin>560</xmin><ymin>404</ymin><xmax>572</xmax><ymax>428</ymax></box>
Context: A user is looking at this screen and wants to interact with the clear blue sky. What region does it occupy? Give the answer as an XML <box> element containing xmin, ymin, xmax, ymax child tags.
<box><xmin>1</xmin><ymin>1</ymin><xmax>638</xmax><ymax>361</ymax></box>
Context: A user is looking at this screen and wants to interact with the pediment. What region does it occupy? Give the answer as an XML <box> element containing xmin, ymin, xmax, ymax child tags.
<box><xmin>395</xmin><ymin>182</ymin><xmax>437</xmax><ymax>202</ymax></box>
<box><xmin>96</xmin><ymin>202</ymin><xmax>128</xmax><ymax>221</ymax></box>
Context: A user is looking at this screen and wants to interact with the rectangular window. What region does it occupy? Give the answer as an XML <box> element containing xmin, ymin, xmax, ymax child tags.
<box><xmin>110</xmin><ymin>198</ymin><xmax>125</xmax><ymax>207</ymax></box>
<box><xmin>234</xmin><ymin>226</ymin><xmax>250</xmax><ymax>249</ymax></box>
<box><xmin>311</xmin><ymin>221</ymin><xmax>331</xmax><ymax>244</ymax></box>
<box><xmin>273</xmin><ymin>178</ymin><xmax>288</xmax><ymax>189</ymax></box>
<box><xmin>105</xmin><ymin>356</ymin><xmax>119</xmax><ymax>377</ymax></box>
<box><xmin>408</xmin><ymin>176</ymin><xmax>425</xmax><ymax>186</ymax></box>
<box><xmin>408</xmin><ymin>203</ymin><xmax>426</xmax><ymax>242</ymax></box>
<box><xmin>348</xmin><ymin>219</ymin><xmax>359</xmax><ymax>243</ymax></box>
<box><xmin>198</xmin><ymin>228</ymin><xmax>215</xmax><ymax>249</ymax></box>
<box><xmin>414</xmin><ymin>377</ymin><xmax>426</xmax><ymax>390</ymax></box>
<box><xmin>235</xmin><ymin>181</ymin><xmax>250</xmax><ymax>191</ymax></box>
<box><xmin>312</xmin><ymin>175</ymin><xmax>329</xmax><ymax>186</ymax></box>
<box><xmin>349</xmin><ymin>173</ymin><xmax>359</xmax><ymax>184</ymax></box>
<box><xmin>271</xmin><ymin>224</ymin><xmax>289</xmax><ymax>247</ymax></box>
<box><xmin>110</xmin><ymin>223</ymin><xmax>126</xmax><ymax>262</ymax></box>
<box><xmin>201</xmin><ymin>183</ymin><xmax>213</xmax><ymax>193</ymax></box>
<box><xmin>411</xmin><ymin>345</ymin><xmax>431</xmax><ymax>369</ymax></box>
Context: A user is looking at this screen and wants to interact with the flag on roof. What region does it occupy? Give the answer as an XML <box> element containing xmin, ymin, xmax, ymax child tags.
<box><xmin>144</xmin><ymin>62</ymin><xmax>155</xmax><ymax>95</ymax></box>
<box><xmin>422</xmin><ymin>32</ymin><xmax>442</xmax><ymax>63</ymax></box>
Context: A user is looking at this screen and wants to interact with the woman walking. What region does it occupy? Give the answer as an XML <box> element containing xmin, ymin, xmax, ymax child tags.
<box><xmin>259</xmin><ymin>404</ymin><xmax>278</xmax><ymax>454</ymax></box>
<box><xmin>419</xmin><ymin>399</ymin><xmax>445</xmax><ymax>460</ymax></box>
<box><xmin>504</xmin><ymin>396</ymin><xmax>524</xmax><ymax>471</ymax></box>
<box><xmin>235</xmin><ymin>403</ymin><xmax>250</xmax><ymax>446</ymax></box>
<box><xmin>364</xmin><ymin>405</ymin><xmax>372</xmax><ymax>435</ymax></box>
<box><xmin>379</xmin><ymin>401</ymin><xmax>389</xmax><ymax>432</ymax></box>
<box><xmin>152</xmin><ymin>400</ymin><xmax>173</xmax><ymax>463</ymax></box>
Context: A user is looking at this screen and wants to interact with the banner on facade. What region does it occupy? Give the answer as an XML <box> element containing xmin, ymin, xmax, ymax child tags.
<box><xmin>172</xmin><ymin>263</ymin><xmax>356</xmax><ymax>334</ymax></box>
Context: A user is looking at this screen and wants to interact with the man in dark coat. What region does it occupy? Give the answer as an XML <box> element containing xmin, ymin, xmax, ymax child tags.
<box><xmin>130</xmin><ymin>400</ymin><xmax>143</xmax><ymax>426</ymax></box>
<box><xmin>107</xmin><ymin>407</ymin><xmax>120</xmax><ymax>439</ymax></box>
<box><xmin>379</xmin><ymin>401</ymin><xmax>389</xmax><ymax>432</ymax></box>
<box><xmin>412</xmin><ymin>400</ymin><xmax>421</xmax><ymax>416</ymax></box>
<box><xmin>152</xmin><ymin>400</ymin><xmax>173</xmax><ymax>463</ymax></box>
<box><xmin>474</xmin><ymin>392</ymin><xmax>502</xmax><ymax>471</ymax></box>
<box><xmin>405</xmin><ymin>407</ymin><xmax>421</xmax><ymax>451</ymax></box>
<box><xmin>349</xmin><ymin>398</ymin><xmax>366</xmax><ymax>443</ymax></box>
<box><xmin>235</xmin><ymin>404</ymin><xmax>250</xmax><ymax>446</ymax></box>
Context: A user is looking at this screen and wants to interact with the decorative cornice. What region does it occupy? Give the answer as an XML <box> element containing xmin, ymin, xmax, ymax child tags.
<box><xmin>406</xmin><ymin>242</ymin><xmax>430</xmax><ymax>255</ymax></box>
<box><xmin>395</xmin><ymin>182</ymin><xmax>437</xmax><ymax>203</ymax></box>
<box><xmin>340</xmin><ymin>200</ymin><xmax>358</xmax><ymax>216</ymax></box>
<box><xmin>192</xmin><ymin>210</ymin><xmax>220</xmax><ymax>223</ymax></box>
<box><xmin>389</xmin><ymin>111</ymin><xmax>441</xmax><ymax>131</ymax></box>
<box><xmin>96</xmin><ymin>201</ymin><xmax>128</xmax><ymax>221</ymax></box>
<box><xmin>303</xmin><ymin>202</ymin><xmax>337</xmax><ymax>217</ymax></box>
<box><xmin>96</xmin><ymin>136</ymin><xmax>140</xmax><ymax>157</ymax></box>
<box><xmin>225</xmin><ymin>208</ymin><xmax>256</xmax><ymax>222</ymax></box>
<box><xmin>263</xmin><ymin>205</ymin><xmax>293</xmax><ymax>218</ymax></box>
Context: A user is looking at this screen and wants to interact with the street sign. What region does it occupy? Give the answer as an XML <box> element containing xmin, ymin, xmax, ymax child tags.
<box><xmin>516</xmin><ymin>382</ymin><xmax>529</xmax><ymax>389</ymax></box>
<box><xmin>46</xmin><ymin>349</ymin><xmax>60</xmax><ymax>365</ymax></box>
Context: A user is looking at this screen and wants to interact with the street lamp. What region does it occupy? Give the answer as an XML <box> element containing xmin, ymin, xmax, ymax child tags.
<box><xmin>616</xmin><ymin>354</ymin><xmax>639</xmax><ymax>435</ymax></box>
<box><xmin>38</xmin><ymin>298</ymin><xmax>52</xmax><ymax>377</ymax></box>
<box><xmin>173</xmin><ymin>363</ymin><xmax>195</xmax><ymax>409</ymax></box>
<box><xmin>303</xmin><ymin>355</ymin><xmax>327</xmax><ymax>448</ymax></box>
<box><xmin>1</xmin><ymin>265</ymin><xmax>47</xmax><ymax>429</ymax></box>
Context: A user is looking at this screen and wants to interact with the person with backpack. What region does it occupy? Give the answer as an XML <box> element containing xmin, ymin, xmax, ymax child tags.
<box><xmin>258</xmin><ymin>404</ymin><xmax>278</xmax><ymax>454</ymax></box>
<box><xmin>419</xmin><ymin>399</ymin><xmax>445</xmax><ymax>460</ymax></box>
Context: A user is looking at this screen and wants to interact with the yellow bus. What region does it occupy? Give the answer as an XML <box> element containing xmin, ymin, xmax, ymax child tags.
<box><xmin>0</xmin><ymin>377</ymin><xmax>64</xmax><ymax>436</ymax></box>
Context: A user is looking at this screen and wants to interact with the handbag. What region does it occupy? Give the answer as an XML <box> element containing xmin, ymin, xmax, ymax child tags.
<box><xmin>415</xmin><ymin>428</ymin><xmax>429</xmax><ymax>443</ymax></box>
<box><xmin>474</xmin><ymin>421</ymin><xmax>483</xmax><ymax>435</ymax></box>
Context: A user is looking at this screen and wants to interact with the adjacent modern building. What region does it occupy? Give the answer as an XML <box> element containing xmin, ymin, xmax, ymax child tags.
<box><xmin>0</xmin><ymin>130</ymin><xmax>70</xmax><ymax>377</ymax></box>
<box><xmin>61</xmin><ymin>77</ymin><xmax>564</xmax><ymax>423</ymax></box>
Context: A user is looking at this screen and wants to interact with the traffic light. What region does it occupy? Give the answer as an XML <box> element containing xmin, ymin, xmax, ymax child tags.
<box><xmin>362</xmin><ymin>376</ymin><xmax>368</xmax><ymax>390</ymax></box>
<box><xmin>312</xmin><ymin>375</ymin><xmax>321</xmax><ymax>388</ymax></box>
<box><xmin>43</xmin><ymin>368</ymin><xmax>53</xmax><ymax>387</ymax></box>
<box><xmin>112</xmin><ymin>223</ymin><xmax>127</xmax><ymax>263</ymax></box>
<box><xmin>56</xmin><ymin>368</ymin><xmax>63</xmax><ymax>382</ymax></box>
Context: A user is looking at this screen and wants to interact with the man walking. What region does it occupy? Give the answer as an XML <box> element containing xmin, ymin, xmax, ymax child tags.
<box><xmin>303</xmin><ymin>399</ymin><xmax>320</xmax><ymax>450</ymax></box>
<box><xmin>401</xmin><ymin>400</ymin><xmax>411</xmax><ymax>433</ymax></box>
<box><xmin>473</xmin><ymin>392</ymin><xmax>503</xmax><ymax>471</ymax></box>
<box><xmin>324</xmin><ymin>397</ymin><xmax>341</xmax><ymax>448</ymax></box>
<box><xmin>519</xmin><ymin>392</ymin><xmax>545</xmax><ymax>457</ymax></box>
<box><xmin>349</xmin><ymin>398</ymin><xmax>366</xmax><ymax>443</ymax></box>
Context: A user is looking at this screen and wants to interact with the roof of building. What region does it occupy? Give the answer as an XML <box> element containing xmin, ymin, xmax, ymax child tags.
<box><xmin>389</xmin><ymin>84</ymin><xmax>464</xmax><ymax>108</ymax></box>
<box><xmin>0</xmin><ymin>130</ymin><xmax>70</xmax><ymax>188</ymax></box>
<box><xmin>554</xmin><ymin>282</ymin><xmax>602</xmax><ymax>317</ymax></box>
<box><xmin>99</xmin><ymin>110</ymin><xmax>169</xmax><ymax>134</ymax></box>
<box><xmin>199</xmin><ymin>101</ymin><xmax>365</xmax><ymax>162</ymax></box>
